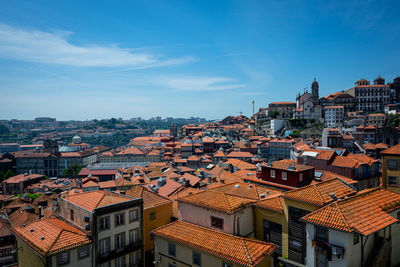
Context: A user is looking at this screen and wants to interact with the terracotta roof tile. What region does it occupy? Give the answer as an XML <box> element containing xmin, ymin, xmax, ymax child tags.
<box><xmin>12</xmin><ymin>218</ymin><xmax>91</xmax><ymax>256</ymax></box>
<box><xmin>302</xmin><ymin>188</ymin><xmax>400</xmax><ymax>236</ymax></box>
<box><xmin>178</xmin><ymin>190</ymin><xmax>256</xmax><ymax>214</ymax></box>
<box><xmin>152</xmin><ymin>220</ymin><xmax>276</xmax><ymax>266</ymax></box>
<box><xmin>253</xmin><ymin>195</ymin><xmax>285</xmax><ymax>213</ymax></box>
<box><xmin>62</xmin><ymin>190</ymin><xmax>134</xmax><ymax>212</ymax></box>
<box><xmin>382</xmin><ymin>144</ymin><xmax>400</xmax><ymax>155</ymax></box>
<box><xmin>282</xmin><ymin>178</ymin><xmax>356</xmax><ymax>207</ymax></box>
<box><xmin>125</xmin><ymin>186</ymin><xmax>171</xmax><ymax>209</ymax></box>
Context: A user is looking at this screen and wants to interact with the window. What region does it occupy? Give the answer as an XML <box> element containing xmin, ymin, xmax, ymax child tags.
<box><xmin>211</xmin><ymin>216</ymin><xmax>224</xmax><ymax>229</ymax></box>
<box><xmin>129</xmin><ymin>228</ymin><xmax>139</xmax><ymax>244</ymax></box>
<box><xmin>130</xmin><ymin>251</ymin><xmax>139</xmax><ymax>266</ymax></box>
<box><xmin>78</xmin><ymin>245</ymin><xmax>89</xmax><ymax>259</ymax></box>
<box><xmin>70</xmin><ymin>209</ymin><xmax>74</xmax><ymax>221</ymax></box>
<box><xmin>168</xmin><ymin>264</ymin><xmax>177</xmax><ymax>267</ymax></box>
<box><xmin>388</xmin><ymin>176</ymin><xmax>399</xmax><ymax>186</ymax></box>
<box><xmin>115</xmin><ymin>256</ymin><xmax>126</xmax><ymax>267</ymax></box>
<box><xmin>115</xmin><ymin>232</ymin><xmax>125</xmax><ymax>250</ymax></box>
<box><xmin>222</xmin><ymin>262</ymin><xmax>233</xmax><ymax>267</ymax></box>
<box><xmin>100</xmin><ymin>262</ymin><xmax>110</xmax><ymax>267</ymax></box>
<box><xmin>115</xmin><ymin>213</ymin><xmax>125</xmax><ymax>226</ymax></box>
<box><xmin>193</xmin><ymin>251</ymin><xmax>201</xmax><ymax>266</ymax></box>
<box><xmin>315</xmin><ymin>226</ymin><xmax>328</xmax><ymax>242</ymax></box>
<box><xmin>99</xmin><ymin>216</ymin><xmax>110</xmax><ymax>231</ymax></box>
<box><xmin>99</xmin><ymin>238</ymin><xmax>110</xmax><ymax>256</ymax></box>
<box><xmin>270</xmin><ymin>169</ymin><xmax>275</xmax><ymax>178</ymax></box>
<box><xmin>353</xmin><ymin>232</ymin><xmax>359</xmax><ymax>245</ymax></box>
<box><xmin>57</xmin><ymin>251</ymin><xmax>69</xmax><ymax>265</ymax></box>
<box><xmin>388</xmin><ymin>159</ymin><xmax>399</xmax><ymax>170</ymax></box>
<box><xmin>150</xmin><ymin>211</ymin><xmax>156</xmax><ymax>221</ymax></box>
<box><xmin>299</xmin><ymin>173</ymin><xmax>303</xmax><ymax>182</ymax></box>
<box><xmin>282</xmin><ymin>171</ymin><xmax>287</xmax><ymax>180</ymax></box>
<box><xmin>168</xmin><ymin>243</ymin><xmax>176</xmax><ymax>257</ymax></box>
<box><xmin>129</xmin><ymin>209</ymin><xmax>138</xmax><ymax>222</ymax></box>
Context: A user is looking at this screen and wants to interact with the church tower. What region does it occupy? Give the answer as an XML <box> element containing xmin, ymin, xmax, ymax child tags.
<box><xmin>311</xmin><ymin>78</ymin><xmax>319</xmax><ymax>105</ymax></box>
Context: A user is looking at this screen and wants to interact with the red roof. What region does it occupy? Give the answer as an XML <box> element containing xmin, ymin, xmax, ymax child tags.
<box><xmin>3</xmin><ymin>174</ymin><xmax>44</xmax><ymax>184</ymax></box>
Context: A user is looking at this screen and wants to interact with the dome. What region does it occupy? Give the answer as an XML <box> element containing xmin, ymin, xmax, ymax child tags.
<box><xmin>72</xmin><ymin>135</ymin><xmax>82</xmax><ymax>144</ymax></box>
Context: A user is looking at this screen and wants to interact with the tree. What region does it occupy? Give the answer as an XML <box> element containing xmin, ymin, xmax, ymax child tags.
<box><xmin>3</xmin><ymin>170</ymin><xmax>15</xmax><ymax>180</ymax></box>
<box><xmin>62</xmin><ymin>164</ymin><xmax>82</xmax><ymax>178</ymax></box>
<box><xmin>270</xmin><ymin>110</ymin><xmax>279</xmax><ymax>118</ymax></box>
<box><xmin>0</xmin><ymin>124</ymin><xmax>9</xmax><ymax>134</ymax></box>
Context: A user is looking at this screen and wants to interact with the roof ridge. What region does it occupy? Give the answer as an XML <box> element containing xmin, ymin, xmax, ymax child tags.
<box><xmin>241</xmin><ymin>238</ymin><xmax>253</xmax><ymax>265</ymax></box>
<box><xmin>334</xmin><ymin>202</ymin><xmax>352</xmax><ymax>232</ymax></box>
<box><xmin>222</xmin><ymin>193</ymin><xmax>232</xmax><ymax>212</ymax></box>
<box><xmin>48</xmin><ymin>222</ymin><xmax>64</xmax><ymax>255</ymax></box>
<box><xmin>313</xmin><ymin>184</ymin><xmax>325</xmax><ymax>204</ymax></box>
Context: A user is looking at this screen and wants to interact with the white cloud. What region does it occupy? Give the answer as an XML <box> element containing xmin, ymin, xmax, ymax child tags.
<box><xmin>155</xmin><ymin>76</ymin><xmax>246</xmax><ymax>91</ymax></box>
<box><xmin>0</xmin><ymin>24</ymin><xmax>193</xmax><ymax>68</ymax></box>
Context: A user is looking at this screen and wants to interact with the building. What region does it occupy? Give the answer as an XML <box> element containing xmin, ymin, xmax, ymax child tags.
<box><xmin>152</xmin><ymin>220</ymin><xmax>277</xmax><ymax>267</ymax></box>
<box><xmin>125</xmin><ymin>186</ymin><xmax>172</xmax><ymax>266</ymax></box>
<box><xmin>298</xmin><ymin>150</ymin><xmax>380</xmax><ymax>190</ymax></box>
<box><xmin>257</xmin><ymin>159</ymin><xmax>315</xmax><ymax>189</ymax></box>
<box><xmin>295</xmin><ymin>78</ymin><xmax>321</xmax><ymax>119</ymax></box>
<box><xmin>382</xmin><ymin>144</ymin><xmax>400</xmax><ymax>194</ymax></box>
<box><xmin>12</xmin><ymin>218</ymin><xmax>92</xmax><ymax>267</ymax></box>
<box><xmin>59</xmin><ymin>190</ymin><xmax>144</xmax><ymax>266</ymax></box>
<box><xmin>320</xmin><ymin>92</ymin><xmax>355</xmax><ymax>113</ymax></box>
<box><xmin>0</xmin><ymin>218</ymin><xmax>16</xmax><ymax>266</ymax></box>
<box><xmin>14</xmin><ymin>140</ymin><xmax>102</xmax><ymax>177</ymax></box>
<box><xmin>353</xmin><ymin>77</ymin><xmax>393</xmax><ymax>113</ymax></box>
<box><xmin>269</xmin><ymin>138</ymin><xmax>295</xmax><ymax>160</ymax></box>
<box><xmin>268</xmin><ymin>102</ymin><xmax>296</xmax><ymax>119</ymax></box>
<box><xmin>325</xmin><ymin>106</ymin><xmax>344</xmax><ymax>128</ymax></box>
<box><xmin>177</xmin><ymin>189</ymin><xmax>255</xmax><ymax>236</ymax></box>
<box><xmin>366</xmin><ymin>113</ymin><xmax>385</xmax><ymax>127</ymax></box>
<box><xmin>281</xmin><ymin>179</ymin><xmax>356</xmax><ymax>264</ymax></box>
<box><xmin>0</xmin><ymin>143</ymin><xmax>19</xmax><ymax>153</ymax></box>
<box><xmin>302</xmin><ymin>188</ymin><xmax>400</xmax><ymax>267</ymax></box>
<box><xmin>2</xmin><ymin>173</ymin><xmax>45</xmax><ymax>194</ymax></box>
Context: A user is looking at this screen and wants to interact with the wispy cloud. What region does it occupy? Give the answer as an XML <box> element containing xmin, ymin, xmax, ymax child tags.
<box><xmin>155</xmin><ymin>76</ymin><xmax>246</xmax><ymax>91</ymax></box>
<box><xmin>0</xmin><ymin>24</ymin><xmax>193</xmax><ymax>68</ymax></box>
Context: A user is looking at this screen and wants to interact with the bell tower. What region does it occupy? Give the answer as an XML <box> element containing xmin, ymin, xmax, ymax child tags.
<box><xmin>311</xmin><ymin>78</ymin><xmax>319</xmax><ymax>104</ymax></box>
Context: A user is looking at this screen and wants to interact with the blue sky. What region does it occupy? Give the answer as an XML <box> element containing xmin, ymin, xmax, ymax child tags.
<box><xmin>0</xmin><ymin>0</ymin><xmax>400</xmax><ymax>120</ymax></box>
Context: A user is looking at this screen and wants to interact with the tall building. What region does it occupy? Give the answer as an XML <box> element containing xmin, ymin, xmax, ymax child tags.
<box><xmin>354</xmin><ymin>77</ymin><xmax>393</xmax><ymax>113</ymax></box>
<box><xmin>324</xmin><ymin>106</ymin><xmax>344</xmax><ymax>128</ymax></box>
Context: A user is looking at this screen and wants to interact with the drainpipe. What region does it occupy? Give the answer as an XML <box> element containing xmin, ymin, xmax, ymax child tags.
<box><xmin>361</xmin><ymin>235</ymin><xmax>364</xmax><ymax>267</ymax></box>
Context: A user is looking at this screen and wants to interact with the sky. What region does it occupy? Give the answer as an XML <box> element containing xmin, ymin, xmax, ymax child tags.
<box><xmin>0</xmin><ymin>0</ymin><xmax>400</xmax><ymax>121</ymax></box>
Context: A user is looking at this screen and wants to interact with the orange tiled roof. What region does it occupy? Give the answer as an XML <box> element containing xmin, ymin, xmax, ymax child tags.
<box><xmin>125</xmin><ymin>186</ymin><xmax>171</xmax><ymax>209</ymax></box>
<box><xmin>223</xmin><ymin>158</ymin><xmax>257</xmax><ymax>170</ymax></box>
<box><xmin>264</xmin><ymin>159</ymin><xmax>314</xmax><ymax>172</ymax></box>
<box><xmin>12</xmin><ymin>218</ymin><xmax>91</xmax><ymax>256</ymax></box>
<box><xmin>253</xmin><ymin>195</ymin><xmax>285</xmax><ymax>213</ymax></box>
<box><xmin>282</xmin><ymin>178</ymin><xmax>356</xmax><ymax>207</ymax></box>
<box><xmin>382</xmin><ymin>144</ymin><xmax>400</xmax><ymax>155</ymax></box>
<box><xmin>178</xmin><ymin>189</ymin><xmax>256</xmax><ymax>214</ymax></box>
<box><xmin>226</xmin><ymin>151</ymin><xmax>254</xmax><ymax>158</ymax></box>
<box><xmin>62</xmin><ymin>190</ymin><xmax>135</xmax><ymax>212</ymax></box>
<box><xmin>300</xmin><ymin>149</ymin><xmax>336</xmax><ymax>160</ymax></box>
<box><xmin>302</xmin><ymin>188</ymin><xmax>400</xmax><ymax>236</ymax></box>
<box><xmin>116</xmin><ymin>147</ymin><xmax>145</xmax><ymax>155</ymax></box>
<box><xmin>152</xmin><ymin>220</ymin><xmax>276</xmax><ymax>266</ymax></box>
<box><xmin>209</xmin><ymin>182</ymin><xmax>281</xmax><ymax>200</ymax></box>
<box><xmin>3</xmin><ymin>174</ymin><xmax>44</xmax><ymax>184</ymax></box>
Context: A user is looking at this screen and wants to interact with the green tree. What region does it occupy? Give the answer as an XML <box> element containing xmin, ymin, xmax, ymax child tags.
<box><xmin>62</xmin><ymin>164</ymin><xmax>82</xmax><ymax>178</ymax></box>
<box><xmin>3</xmin><ymin>170</ymin><xmax>15</xmax><ymax>180</ymax></box>
<box><xmin>270</xmin><ymin>110</ymin><xmax>279</xmax><ymax>118</ymax></box>
<box><xmin>0</xmin><ymin>124</ymin><xmax>9</xmax><ymax>134</ymax></box>
<box><xmin>0</xmin><ymin>170</ymin><xmax>4</xmax><ymax>181</ymax></box>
